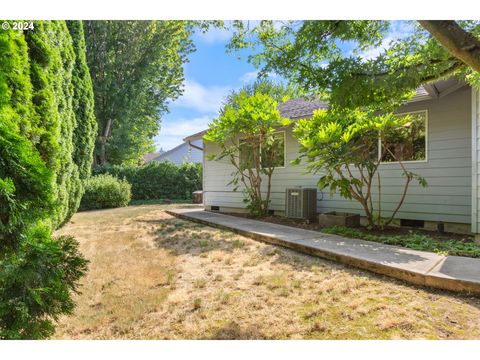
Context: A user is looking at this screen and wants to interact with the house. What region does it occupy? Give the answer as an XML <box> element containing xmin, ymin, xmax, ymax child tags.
<box><xmin>184</xmin><ymin>78</ymin><xmax>480</xmax><ymax>239</ymax></box>
<box><xmin>142</xmin><ymin>151</ymin><xmax>163</xmax><ymax>163</ymax></box>
<box><xmin>147</xmin><ymin>139</ymin><xmax>203</xmax><ymax>166</ymax></box>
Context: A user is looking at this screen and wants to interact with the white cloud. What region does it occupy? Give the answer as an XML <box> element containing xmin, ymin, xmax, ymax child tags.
<box><xmin>239</xmin><ymin>70</ymin><xmax>281</xmax><ymax>84</ymax></box>
<box><xmin>194</xmin><ymin>20</ymin><xmax>277</xmax><ymax>45</ymax></box>
<box><xmin>155</xmin><ymin>116</ymin><xmax>211</xmax><ymax>151</ymax></box>
<box><xmin>357</xmin><ymin>20</ymin><xmax>415</xmax><ymax>61</ymax></box>
<box><xmin>360</xmin><ymin>40</ymin><xmax>392</xmax><ymax>60</ymax></box>
<box><xmin>194</xmin><ymin>26</ymin><xmax>233</xmax><ymax>44</ymax></box>
<box><xmin>239</xmin><ymin>70</ymin><xmax>259</xmax><ymax>84</ymax></box>
<box><xmin>173</xmin><ymin>78</ymin><xmax>231</xmax><ymax>113</ymax></box>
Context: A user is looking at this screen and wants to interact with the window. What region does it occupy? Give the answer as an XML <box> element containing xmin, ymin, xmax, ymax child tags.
<box><xmin>239</xmin><ymin>131</ymin><xmax>286</xmax><ymax>169</ymax></box>
<box><xmin>261</xmin><ymin>132</ymin><xmax>286</xmax><ymax>168</ymax></box>
<box><xmin>239</xmin><ymin>139</ymin><xmax>259</xmax><ymax>170</ymax></box>
<box><xmin>380</xmin><ymin>110</ymin><xmax>427</xmax><ymax>162</ymax></box>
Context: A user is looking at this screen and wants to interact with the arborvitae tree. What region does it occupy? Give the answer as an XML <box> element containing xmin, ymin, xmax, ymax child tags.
<box><xmin>25</xmin><ymin>21</ymin><xmax>81</xmax><ymax>226</ymax></box>
<box><xmin>66</xmin><ymin>20</ymin><xmax>97</xmax><ymax>202</ymax></box>
<box><xmin>0</xmin><ymin>21</ymin><xmax>89</xmax><ymax>339</ymax></box>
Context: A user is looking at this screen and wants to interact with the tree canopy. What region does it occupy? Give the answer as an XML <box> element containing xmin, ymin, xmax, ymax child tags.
<box><xmin>84</xmin><ymin>20</ymin><xmax>195</xmax><ymax>165</ymax></box>
<box><xmin>227</xmin><ymin>20</ymin><xmax>480</xmax><ymax>109</ymax></box>
<box><xmin>221</xmin><ymin>79</ymin><xmax>304</xmax><ymax>111</ymax></box>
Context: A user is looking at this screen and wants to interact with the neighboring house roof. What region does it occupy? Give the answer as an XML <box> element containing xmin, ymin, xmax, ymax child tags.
<box><xmin>149</xmin><ymin>140</ymin><xmax>203</xmax><ymax>166</ymax></box>
<box><xmin>183</xmin><ymin>78</ymin><xmax>467</xmax><ymax>142</ymax></box>
<box><xmin>143</xmin><ymin>152</ymin><xmax>162</xmax><ymax>163</ymax></box>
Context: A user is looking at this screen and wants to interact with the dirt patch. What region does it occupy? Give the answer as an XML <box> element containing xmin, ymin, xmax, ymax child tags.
<box><xmin>54</xmin><ymin>204</ymin><xmax>480</xmax><ymax>339</ymax></box>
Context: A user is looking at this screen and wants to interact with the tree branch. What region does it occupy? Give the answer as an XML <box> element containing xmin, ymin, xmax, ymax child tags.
<box><xmin>418</xmin><ymin>20</ymin><xmax>480</xmax><ymax>73</ymax></box>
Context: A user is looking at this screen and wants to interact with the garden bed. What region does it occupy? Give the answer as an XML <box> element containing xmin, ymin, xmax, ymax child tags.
<box><xmin>223</xmin><ymin>212</ymin><xmax>480</xmax><ymax>258</ymax></box>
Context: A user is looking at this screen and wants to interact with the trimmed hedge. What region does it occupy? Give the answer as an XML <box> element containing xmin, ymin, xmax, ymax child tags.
<box><xmin>80</xmin><ymin>174</ymin><xmax>132</xmax><ymax>210</ymax></box>
<box><xmin>93</xmin><ymin>162</ymin><xmax>202</xmax><ymax>200</ymax></box>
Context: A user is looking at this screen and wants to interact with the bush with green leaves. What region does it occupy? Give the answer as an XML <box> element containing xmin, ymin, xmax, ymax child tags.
<box><xmin>204</xmin><ymin>91</ymin><xmax>291</xmax><ymax>217</ymax></box>
<box><xmin>0</xmin><ymin>21</ymin><xmax>92</xmax><ymax>339</ymax></box>
<box><xmin>80</xmin><ymin>174</ymin><xmax>132</xmax><ymax>211</ymax></box>
<box><xmin>293</xmin><ymin>106</ymin><xmax>427</xmax><ymax>229</ymax></box>
<box><xmin>93</xmin><ymin>161</ymin><xmax>202</xmax><ymax>200</ymax></box>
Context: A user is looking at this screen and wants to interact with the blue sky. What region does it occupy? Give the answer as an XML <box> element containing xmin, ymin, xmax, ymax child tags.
<box><xmin>154</xmin><ymin>21</ymin><xmax>413</xmax><ymax>151</ymax></box>
<box><xmin>154</xmin><ymin>27</ymin><xmax>260</xmax><ymax>151</ymax></box>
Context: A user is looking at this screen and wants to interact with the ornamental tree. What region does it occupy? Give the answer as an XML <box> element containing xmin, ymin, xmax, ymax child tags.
<box><xmin>293</xmin><ymin>106</ymin><xmax>427</xmax><ymax>229</ymax></box>
<box><xmin>204</xmin><ymin>92</ymin><xmax>291</xmax><ymax>216</ymax></box>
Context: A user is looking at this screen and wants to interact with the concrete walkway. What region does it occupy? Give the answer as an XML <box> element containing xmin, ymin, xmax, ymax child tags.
<box><xmin>166</xmin><ymin>208</ymin><xmax>480</xmax><ymax>296</ymax></box>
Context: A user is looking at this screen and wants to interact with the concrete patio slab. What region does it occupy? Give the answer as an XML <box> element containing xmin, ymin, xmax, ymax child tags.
<box><xmin>166</xmin><ymin>208</ymin><xmax>480</xmax><ymax>296</ymax></box>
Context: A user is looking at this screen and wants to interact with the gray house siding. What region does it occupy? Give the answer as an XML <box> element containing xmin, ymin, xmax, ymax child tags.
<box><xmin>472</xmin><ymin>87</ymin><xmax>480</xmax><ymax>234</ymax></box>
<box><xmin>204</xmin><ymin>87</ymin><xmax>472</xmax><ymax>225</ymax></box>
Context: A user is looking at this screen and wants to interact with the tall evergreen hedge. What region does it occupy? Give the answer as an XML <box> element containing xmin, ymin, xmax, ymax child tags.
<box><xmin>25</xmin><ymin>21</ymin><xmax>80</xmax><ymax>227</ymax></box>
<box><xmin>67</xmin><ymin>20</ymin><xmax>97</xmax><ymax>188</ymax></box>
<box><xmin>0</xmin><ymin>21</ymin><xmax>93</xmax><ymax>339</ymax></box>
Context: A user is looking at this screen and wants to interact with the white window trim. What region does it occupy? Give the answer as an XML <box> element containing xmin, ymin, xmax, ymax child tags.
<box><xmin>378</xmin><ymin>109</ymin><xmax>429</xmax><ymax>164</ymax></box>
<box><xmin>238</xmin><ymin>130</ymin><xmax>287</xmax><ymax>169</ymax></box>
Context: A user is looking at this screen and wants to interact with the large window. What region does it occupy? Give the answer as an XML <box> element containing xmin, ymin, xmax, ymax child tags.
<box><xmin>239</xmin><ymin>131</ymin><xmax>286</xmax><ymax>169</ymax></box>
<box><xmin>380</xmin><ymin>110</ymin><xmax>427</xmax><ymax>162</ymax></box>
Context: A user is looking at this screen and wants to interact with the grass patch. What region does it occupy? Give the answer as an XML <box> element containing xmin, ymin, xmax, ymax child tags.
<box><xmin>322</xmin><ymin>226</ymin><xmax>480</xmax><ymax>258</ymax></box>
<box><xmin>194</xmin><ymin>278</ymin><xmax>208</xmax><ymax>289</ymax></box>
<box><xmin>53</xmin><ymin>204</ymin><xmax>480</xmax><ymax>340</ymax></box>
<box><xmin>193</xmin><ymin>298</ymin><xmax>202</xmax><ymax>310</ymax></box>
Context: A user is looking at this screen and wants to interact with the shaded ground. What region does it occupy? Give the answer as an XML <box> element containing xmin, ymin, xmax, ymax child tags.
<box><xmin>54</xmin><ymin>204</ymin><xmax>480</xmax><ymax>339</ymax></box>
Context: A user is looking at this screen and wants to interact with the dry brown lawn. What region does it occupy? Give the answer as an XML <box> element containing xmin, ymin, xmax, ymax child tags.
<box><xmin>54</xmin><ymin>204</ymin><xmax>480</xmax><ymax>339</ymax></box>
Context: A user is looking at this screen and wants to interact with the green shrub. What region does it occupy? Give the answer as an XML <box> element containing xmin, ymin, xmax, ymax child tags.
<box><xmin>80</xmin><ymin>174</ymin><xmax>132</xmax><ymax>210</ymax></box>
<box><xmin>93</xmin><ymin>161</ymin><xmax>202</xmax><ymax>200</ymax></box>
<box><xmin>0</xmin><ymin>227</ymin><xmax>88</xmax><ymax>340</ymax></box>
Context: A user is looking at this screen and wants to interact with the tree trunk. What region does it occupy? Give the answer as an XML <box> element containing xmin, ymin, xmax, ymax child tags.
<box><xmin>95</xmin><ymin>118</ymin><xmax>113</xmax><ymax>166</ymax></box>
<box><xmin>96</xmin><ymin>136</ymin><xmax>107</xmax><ymax>166</ymax></box>
<box><xmin>418</xmin><ymin>20</ymin><xmax>480</xmax><ymax>73</ymax></box>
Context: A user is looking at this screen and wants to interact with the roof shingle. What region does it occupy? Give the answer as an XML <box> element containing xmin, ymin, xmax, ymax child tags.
<box><xmin>278</xmin><ymin>98</ymin><xmax>328</xmax><ymax>119</ymax></box>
